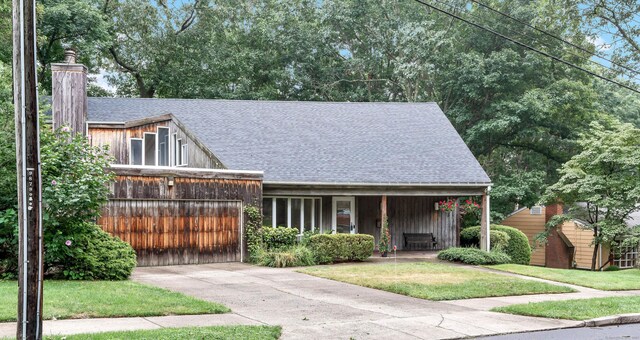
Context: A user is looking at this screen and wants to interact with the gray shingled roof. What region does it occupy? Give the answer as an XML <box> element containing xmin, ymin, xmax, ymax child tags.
<box><xmin>87</xmin><ymin>98</ymin><xmax>491</xmax><ymax>185</ymax></box>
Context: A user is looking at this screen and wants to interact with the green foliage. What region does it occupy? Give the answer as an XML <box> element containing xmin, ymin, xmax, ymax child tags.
<box><xmin>603</xmin><ymin>265</ymin><xmax>619</xmax><ymax>272</ymax></box>
<box><xmin>0</xmin><ymin>123</ymin><xmax>132</xmax><ymax>280</ymax></box>
<box><xmin>544</xmin><ymin>120</ymin><xmax>640</xmax><ymax>269</ymax></box>
<box><xmin>0</xmin><ymin>62</ymin><xmax>16</xmax><ymax>211</ymax></box>
<box><xmin>259</xmin><ymin>227</ymin><xmax>298</xmax><ymax>250</ymax></box>
<box><xmin>308</xmin><ymin>234</ymin><xmax>374</xmax><ymax>264</ymax></box>
<box><xmin>256</xmin><ymin>245</ymin><xmax>315</xmax><ymax>268</ymax></box>
<box><xmin>378</xmin><ymin>217</ymin><xmax>391</xmax><ymax>254</ymax></box>
<box><xmin>244</xmin><ymin>205</ymin><xmax>263</xmax><ymax>263</ymax></box>
<box><xmin>437</xmin><ymin>247</ymin><xmax>512</xmax><ymax>265</ymax></box>
<box><xmin>51</xmin><ymin>223</ymin><xmax>136</xmax><ymax>280</ymax></box>
<box><xmin>461</xmin><ymin>225</ymin><xmax>531</xmax><ymax>265</ymax></box>
<box><xmin>0</xmin><ymin>209</ymin><xmax>18</xmax><ymax>279</ymax></box>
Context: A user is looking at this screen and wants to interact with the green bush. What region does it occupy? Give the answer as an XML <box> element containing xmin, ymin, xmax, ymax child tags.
<box><xmin>308</xmin><ymin>234</ymin><xmax>374</xmax><ymax>264</ymax></box>
<box><xmin>604</xmin><ymin>265</ymin><xmax>620</xmax><ymax>271</ymax></box>
<box><xmin>49</xmin><ymin>223</ymin><xmax>137</xmax><ymax>280</ymax></box>
<box><xmin>437</xmin><ymin>247</ymin><xmax>512</xmax><ymax>265</ymax></box>
<box><xmin>460</xmin><ymin>225</ymin><xmax>531</xmax><ymax>265</ymax></box>
<box><xmin>461</xmin><ymin>228</ymin><xmax>510</xmax><ymax>251</ymax></box>
<box><xmin>260</xmin><ymin>226</ymin><xmax>298</xmax><ymax>250</ymax></box>
<box><xmin>258</xmin><ymin>245</ymin><xmax>316</xmax><ymax>268</ymax></box>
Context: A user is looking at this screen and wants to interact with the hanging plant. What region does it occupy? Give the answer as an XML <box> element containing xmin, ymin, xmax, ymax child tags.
<box><xmin>438</xmin><ymin>198</ymin><xmax>458</xmax><ymax>213</ymax></box>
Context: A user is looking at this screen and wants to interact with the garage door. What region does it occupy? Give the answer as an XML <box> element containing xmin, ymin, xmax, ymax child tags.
<box><xmin>99</xmin><ymin>199</ymin><xmax>242</xmax><ymax>266</ymax></box>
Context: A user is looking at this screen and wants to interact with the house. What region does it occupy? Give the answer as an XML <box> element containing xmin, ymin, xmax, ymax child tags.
<box><xmin>50</xmin><ymin>53</ymin><xmax>492</xmax><ymax>266</ymax></box>
<box><xmin>502</xmin><ymin>204</ymin><xmax>640</xmax><ymax>269</ymax></box>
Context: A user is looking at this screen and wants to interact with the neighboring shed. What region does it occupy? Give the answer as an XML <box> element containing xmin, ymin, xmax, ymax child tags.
<box><xmin>501</xmin><ymin>206</ymin><xmax>546</xmax><ymax>266</ymax></box>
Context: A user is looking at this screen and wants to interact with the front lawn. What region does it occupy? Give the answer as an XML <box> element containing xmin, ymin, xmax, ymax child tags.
<box><xmin>493</xmin><ymin>296</ymin><xmax>640</xmax><ymax>320</ymax></box>
<box><xmin>43</xmin><ymin>325</ymin><xmax>281</xmax><ymax>340</ymax></box>
<box><xmin>487</xmin><ymin>264</ymin><xmax>640</xmax><ymax>290</ymax></box>
<box><xmin>0</xmin><ymin>280</ymin><xmax>229</xmax><ymax>322</ymax></box>
<box><xmin>299</xmin><ymin>262</ymin><xmax>574</xmax><ymax>301</ymax></box>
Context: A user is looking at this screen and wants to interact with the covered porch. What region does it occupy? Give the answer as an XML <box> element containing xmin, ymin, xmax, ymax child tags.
<box><xmin>263</xmin><ymin>183</ymin><xmax>492</xmax><ymax>251</ymax></box>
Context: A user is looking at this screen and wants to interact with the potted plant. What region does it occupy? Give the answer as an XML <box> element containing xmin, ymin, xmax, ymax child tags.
<box><xmin>379</xmin><ymin>217</ymin><xmax>391</xmax><ymax>257</ymax></box>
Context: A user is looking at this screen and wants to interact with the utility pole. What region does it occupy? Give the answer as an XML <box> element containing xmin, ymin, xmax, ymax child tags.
<box><xmin>13</xmin><ymin>0</ymin><xmax>44</xmax><ymax>337</ymax></box>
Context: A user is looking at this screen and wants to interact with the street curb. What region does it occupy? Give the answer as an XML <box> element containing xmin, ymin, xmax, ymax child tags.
<box><xmin>584</xmin><ymin>313</ymin><xmax>640</xmax><ymax>327</ymax></box>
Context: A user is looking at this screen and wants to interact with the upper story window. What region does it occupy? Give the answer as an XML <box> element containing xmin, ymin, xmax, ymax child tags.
<box><xmin>129</xmin><ymin>126</ymin><xmax>188</xmax><ymax>167</ymax></box>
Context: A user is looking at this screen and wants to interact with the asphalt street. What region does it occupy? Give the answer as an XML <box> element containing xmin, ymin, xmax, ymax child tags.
<box><xmin>479</xmin><ymin>324</ymin><xmax>640</xmax><ymax>340</ymax></box>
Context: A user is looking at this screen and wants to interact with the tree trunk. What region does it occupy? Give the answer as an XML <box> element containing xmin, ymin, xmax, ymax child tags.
<box><xmin>591</xmin><ymin>226</ymin><xmax>598</xmax><ymax>271</ymax></box>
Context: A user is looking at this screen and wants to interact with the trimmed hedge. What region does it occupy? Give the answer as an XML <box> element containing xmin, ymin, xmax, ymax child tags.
<box><xmin>461</xmin><ymin>225</ymin><xmax>531</xmax><ymax>265</ymax></box>
<box><xmin>260</xmin><ymin>226</ymin><xmax>298</xmax><ymax>250</ymax></box>
<box><xmin>437</xmin><ymin>247</ymin><xmax>512</xmax><ymax>265</ymax></box>
<box><xmin>308</xmin><ymin>234</ymin><xmax>374</xmax><ymax>264</ymax></box>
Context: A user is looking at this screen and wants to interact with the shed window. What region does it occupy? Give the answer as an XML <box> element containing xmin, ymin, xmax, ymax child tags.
<box><xmin>144</xmin><ymin>133</ymin><xmax>156</xmax><ymax>166</ymax></box>
<box><xmin>130</xmin><ymin>139</ymin><xmax>143</xmax><ymax>165</ymax></box>
<box><xmin>157</xmin><ymin>127</ymin><xmax>170</xmax><ymax>166</ymax></box>
<box><xmin>613</xmin><ymin>246</ymin><xmax>638</xmax><ymax>269</ymax></box>
<box><xmin>530</xmin><ymin>206</ymin><xmax>542</xmax><ymax>215</ymax></box>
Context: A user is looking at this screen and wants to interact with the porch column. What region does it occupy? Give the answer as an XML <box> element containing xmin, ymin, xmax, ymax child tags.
<box><xmin>480</xmin><ymin>187</ymin><xmax>491</xmax><ymax>251</ymax></box>
<box><xmin>381</xmin><ymin>194</ymin><xmax>387</xmax><ymax>225</ymax></box>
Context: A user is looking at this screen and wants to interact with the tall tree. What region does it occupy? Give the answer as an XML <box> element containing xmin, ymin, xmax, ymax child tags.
<box><xmin>544</xmin><ymin>120</ymin><xmax>640</xmax><ymax>270</ymax></box>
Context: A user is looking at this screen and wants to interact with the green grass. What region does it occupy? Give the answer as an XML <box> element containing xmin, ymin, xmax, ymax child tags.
<box><xmin>42</xmin><ymin>325</ymin><xmax>281</xmax><ymax>340</ymax></box>
<box><xmin>0</xmin><ymin>280</ymin><xmax>229</xmax><ymax>322</ymax></box>
<box><xmin>487</xmin><ymin>264</ymin><xmax>640</xmax><ymax>290</ymax></box>
<box><xmin>493</xmin><ymin>296</ymin><xmax>640</xmax><ymax>320</ymax></box>
<box><xmin>299</xmin><ymin>262</ymin><xmax>574</xmax><ymax>301</ymax></box>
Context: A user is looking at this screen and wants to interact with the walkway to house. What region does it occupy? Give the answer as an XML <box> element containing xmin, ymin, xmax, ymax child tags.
<box><xmin>3</xmin><ymin>261</ymin><xmax>640</xmax><ymax>339</ymax></box>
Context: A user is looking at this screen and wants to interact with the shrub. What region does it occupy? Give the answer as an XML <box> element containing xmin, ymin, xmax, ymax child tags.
<box><xmin>378</xmin><ymin>217</ymin><xmax>391</xmax><ymax>253</ymax></box>
<box><xmin>460</xmin><ymin>225</ymin><xmax>531</xmax><ymax>265</ymax></box>
<box><xmin>258</xmin><ymin>245</ymin><xmax>316</xmax><ymax>268</ymax></box>
<box><xmin>309</xmin><ymin>234</ymin><xmax>374</xmax><ymax>264</ymax></box>
<box><xmin>604</xmin><ymin>265</ymin><xmax>620</xmax><ymax>271</ymax></box>
<box><xmin>260</xmin><ymin>226</ymin><xmax>298</xmax><ymax>250</ymax></box>
<box><xmin>437</xmin><ymin>247</ymin><xmax>512</xmax><ymax>265</ymax></box>
<box><xmin>245</xmin><ymin>205</ymin><xmax>263</xmax><ymax>263</ymax></box>
<box><xmin>461</xmin><ymin>228</ymin><xmax>510</xmax><ymax>251</ymax></box>
<box><xmin>48</xmin><ymin>223</ymin><xmax>137</xmax><ymax>280</ymax></box>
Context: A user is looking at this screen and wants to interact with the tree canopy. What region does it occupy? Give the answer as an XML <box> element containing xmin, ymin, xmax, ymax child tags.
<box><xmin>1</xmin><ymin>0</ymin><xmax>639</xmax><ymax>220</ymax></box>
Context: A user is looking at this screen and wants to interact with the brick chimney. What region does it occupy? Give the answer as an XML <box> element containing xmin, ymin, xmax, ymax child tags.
<box><xmin>51</xmin><ymin>49</ymin><xmax>87</xmax><ymax>136</ymax></box>
<box><xmin>544</xmin><ymin>202</ymin><xmax>574</xmax><ymax>268</ymax></box>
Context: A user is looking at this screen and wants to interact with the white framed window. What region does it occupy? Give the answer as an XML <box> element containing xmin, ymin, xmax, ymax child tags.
<box><xmin>129</xmin><ymin>138</ymin><xmax>143</xmax><ymax>165</ymax></box>
<box><xmin>176</xmin><ymin>139</ymin><xmax>183</xmax><ymax>166</ymax></box>
<box><xmin>530</xmin><ymin>206</ymin><xmax>543</xmax><ymax>215</ymax></box>
<box><xmin>262</xmin><ymin>196</ymin><xmax>323</xmax><ymax>234</ymax></box>
<box><xmin>143</xmin><ymin>132</ymin><xmax>157</xmax><ymax>166</ymax></box>
<box><xmin>157</xmin><ymin>127</ymin><xmax>170</xmax><ymax>166</ymax></box>
<box><xmin>171</xmin><ymin>133</ymin><xmax>177</xmax><ymax>166</ymax></box>
<box><xmin>181</xmin><ymin>144</ymin><xmax>189</xmax><ymax>166</ymax></box>
<box><xmin>613</xmin><ymin>245</ymin><xmax>638</xmax><ymax>269</ymax></box>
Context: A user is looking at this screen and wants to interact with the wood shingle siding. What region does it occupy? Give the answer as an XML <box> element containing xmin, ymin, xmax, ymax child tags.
<box><xmin>98</xmin><ymin>166</ymin><xmax>262</xmax><ymax>266</ymax></box>
<box><xmin>560</xmin><ymin>221</ymin><xmax>607</xmax><ymax>269</ymax></box>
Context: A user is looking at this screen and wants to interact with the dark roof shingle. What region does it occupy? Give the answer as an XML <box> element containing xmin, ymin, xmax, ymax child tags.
<box><xmin>87</xmin><ymin>98</ymin><xmax>491</xmax><ymax>185</ymax></box>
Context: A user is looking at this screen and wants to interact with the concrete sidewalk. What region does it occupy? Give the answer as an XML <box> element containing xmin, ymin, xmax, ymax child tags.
<box><xmin>0</xmin><ymin>314</ymin><xmax>261</xmax><ymax>338</ymax></box>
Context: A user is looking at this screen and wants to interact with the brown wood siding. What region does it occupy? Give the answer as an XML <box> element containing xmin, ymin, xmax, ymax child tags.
<box><xmin>560</xmin><ymin>221</ymin><xmax>608</xmax><ymax>269</ymax></box>
<box><xmin>98</xmin><ymin>167</ymin><xmax>262</xmax><ymax>266</ymax></box>
<box><xmin>502</xmin><ymin>208</ymin><xmax>546</xmax><ymax>266</ymax></box>
<box><xmin>101</xmin><ymin>199</ymin><xmax>241</xmax><ymax>266</ymax></box>
<box><xmin>358</xmin><ymin>196</ymin><xmax>381</xmax><ymax>246</ymax></box>
<box><xmin>88</xmin><ymin>119</ymin><xmax>224</xmax><ymax>169</ymax></box>
<box><xmin>387</xmin><ymin>196</ymin><xmax>455</xmax><ymax>250</ymax></box>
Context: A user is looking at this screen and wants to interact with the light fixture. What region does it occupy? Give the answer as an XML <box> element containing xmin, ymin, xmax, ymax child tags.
<box><xmin>167</xmin><ymin>176</ymin><xmax>175</xmax><ymax>187</ymax></box>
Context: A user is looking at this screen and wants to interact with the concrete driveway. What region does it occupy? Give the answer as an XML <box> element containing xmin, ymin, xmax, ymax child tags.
<box><xmin>132</xmin><ymin>263</ymin><xmax>579</xmax><ymax>339</ymax></box>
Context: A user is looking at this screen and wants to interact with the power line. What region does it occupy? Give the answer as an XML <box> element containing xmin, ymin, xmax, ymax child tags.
<box><xmin>410</xmin><ymin>0</ymin><xmax>640</xmax><ymax>95</ymax></box>
<box><xmin>470</xmin><ymin>0</ymin><xmax>640</xmax><ymax>79</ymax></box>
<box><xmin>430</xmin><ymin>0</ymin><xmax>640</xmax><ymax>82</ymax></box>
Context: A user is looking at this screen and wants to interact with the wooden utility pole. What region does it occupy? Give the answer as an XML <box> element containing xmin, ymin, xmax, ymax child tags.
<box><xmin>13</xmin><ymin>0</ymin><xmax>44</xmax><ymax>337</ymax></box>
